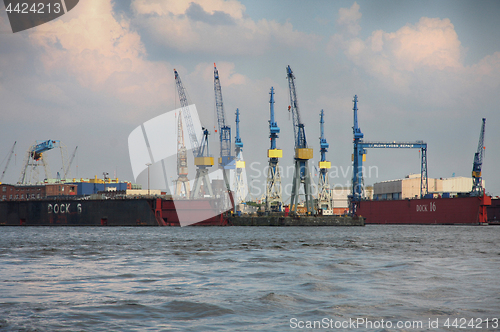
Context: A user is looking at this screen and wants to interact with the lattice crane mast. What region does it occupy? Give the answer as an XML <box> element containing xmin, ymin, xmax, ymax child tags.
<box><xmin>175</xmin><ymin>115</ymin><xmax>189</xmax><ymax>197</ymax></box>
<box><xmin>233</xmin><ymin>108</ymin><xmax>247</xmax><ymax>205</ymax></box>
<box><xmin>1</xmin><ymin>141</ymin><xmax>16</xmax><ymax>184</ymax></box>
<box><xmin>471</xmin><ymin>118</ymin><xmax>486</xmax><ymax>196</ymax></box>
<box><xmin>174</xmin><ymin>69</ymin><xmax>214</xmax><ymax>198</ymax></box>
<box><xmin>213</xmin><ymin>63</ymin><xmax>233</xmax><ymax>190</ymax></box>
<box><xmin>265</xmin><ymin>87</ymin><xmax>283</xmax><ymax>212</ymax></box>
<box><xmin>286</xmin><ymin>65</ymin><xmax>314</xmax><ymax>215</ymax></box>
<box><xmin>317</xmin><ymin>110</ymin><xmax>332</xmax><ymax>212</ymax></box>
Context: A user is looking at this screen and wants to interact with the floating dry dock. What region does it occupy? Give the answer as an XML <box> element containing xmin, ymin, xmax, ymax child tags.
<box><xmin>0</xmin><ymin>198</ymin><xmax>364</xmax><ymax>226</ymax></box>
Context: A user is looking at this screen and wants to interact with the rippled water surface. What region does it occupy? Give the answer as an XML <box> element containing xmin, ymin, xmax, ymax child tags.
<box><xmin>1</xmin><ymin>226</ymin><xmax>499</xmax><ymax>331</ymax></box>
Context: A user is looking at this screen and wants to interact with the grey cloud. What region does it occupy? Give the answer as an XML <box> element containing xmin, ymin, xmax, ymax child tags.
<box><xmin>185</xmin><ymin>2</ymin><xmax>236</xmax><ymax>26</ymax></box>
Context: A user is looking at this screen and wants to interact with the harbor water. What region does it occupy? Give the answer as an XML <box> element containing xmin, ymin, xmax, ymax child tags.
<box><xmin>0</xmin><ymin>226</ymin><xmax>499</xmax><ymax>331</ymax></box>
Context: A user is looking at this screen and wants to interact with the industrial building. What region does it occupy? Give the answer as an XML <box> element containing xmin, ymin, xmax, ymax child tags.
<box><xmin>1</xmin><ymin>183</ymin><xmax>77</xmax><ymax>201</ymax></box>
<box><xmin>0</xmin><ymin>175</ymin><xmax>140</xmax><ymax>201</ymax></box>
<box><xmin>373</xmin><ymin>174</ymin><xmax>484</xmax><ymax>200</ymax></box>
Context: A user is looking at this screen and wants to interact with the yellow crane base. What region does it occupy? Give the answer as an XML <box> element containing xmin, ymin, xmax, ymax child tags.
<box><xmin>194</xmin><ymin>157</ymin><xmax>214</xmax><ymax>166</ymax></box>
<box><xmin>319</xmin><ymin>161</ymin><xmax>331</xmax><ymax>169</ymax></box>
<box><xmin>295</xmin><ymin>148</ymin><xmax>313</xmax><ymax>160</ymax></box>
<box><xmin>268</xmin><ymin>149</ymin><xmax>282</xmax><ymax>158</ymax></box>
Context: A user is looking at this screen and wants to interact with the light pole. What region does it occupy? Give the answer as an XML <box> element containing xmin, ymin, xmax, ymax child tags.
<box><xmin>146</xmin><ymin>163</ymin><xmax>152</xmax><ymax>196</ymax></box>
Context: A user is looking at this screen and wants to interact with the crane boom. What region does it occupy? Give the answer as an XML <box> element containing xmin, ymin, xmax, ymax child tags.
<box><xmin>471</xmin><ymin>118</ymin><xmax>486</xmax><ymax>196</ymax></box>
<box><xmin>31</xmin><ymin>140</ymin><xmax>59</xmax><ymax>160</ymax></box>
<box><xmin>1</xmin><ymin>141</ymin><xmax>16</xmax><ymax>183</ymax></box>
<box><xmin>63</xmin><ymin>146</ymin><xmax>78</xmax><ymax>179</ymax></box>
<box><xmin>286</xmin><ymin>65</ymin><xmax>306</xmax><ymax>148</ymax></box>
<box><xmin>213</xmin><ymin>63</ymin><xmax>232</xmax><ymax>167</ymax></box>
<box><xmin>174</xmin><ymin>69</ymin><xmax>200</xmax><ymax>155</ymax></box>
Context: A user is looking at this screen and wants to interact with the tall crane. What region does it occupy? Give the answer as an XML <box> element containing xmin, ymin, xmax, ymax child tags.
<box><xmin>174</xmin><ymin>69</ymin><xmax>214</xmax><ymax>198</ymax></box>
<box><xmin>173</xmin><ymin>69</ymin><xmax>192</xmax><ymax>197</ymax></box>
<box><xmin>350</xmin><ymin>95</ymin><xmax>365</xmax><ymax>214</ymax></box>
<box><xmin>63</xmin><ymin>146</ymin><xmax>78</xmax><ymax>179</ymax></box>
<box><xmin>0</xmin><ymin>141</ymin><xmax>16</xmax><ymax>184</ymax></box>
<box><xmin>233</xmin><ymin>108</ymin><xmax>247</xmax><ymax>205</ymax></box>
<box><xmin>19</xmin><ymin>140</ymin><xmax>61</xmax><ymax>184</ymax></box>
<box><xmin>317</xmin><ymin>110</ymin><xmax>332</xmax><ymax>212</ymax></box>
<box><xmin>349</xmin><ymin>95</ymin><xmax>428</xmax><ymax>215</ymax></box>
<box><xmin>265</xmin><ymin>87</ymin><xmax>283</xmax><ymax>212</ymax></box>
<box><xmin>471</xmin><ymin>118</ymin><xmax>486</xmax><ymax>196</ymax></box>
<box><xmin>213</xmin><ymin>63</ymin><xmax>233</xmax><ymax>191</ymax></box>
<box><xmin>286</xmin><ymin>65</ymin><xmax>314</xmax><ymax>215</ymax></box>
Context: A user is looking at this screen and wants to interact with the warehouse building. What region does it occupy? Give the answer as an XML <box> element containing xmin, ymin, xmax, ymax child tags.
<box><xmin>373</xmin><ymin>174</ymin><xmax>484</xmax><ymax>200</ymax></box>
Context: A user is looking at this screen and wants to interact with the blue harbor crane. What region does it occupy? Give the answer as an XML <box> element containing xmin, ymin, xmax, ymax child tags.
<box><xmin>233</xmin><ymin>108</ymin><xmax>247</xmax><ymax>206</ymax></box>
<box><xmin>174</xmin><ymin>69</ymin><xmax>214</xmax><ymax>198</ymax></box>
<box><xmin>317</xmin><ymin>110</ymin><xmax>333</xmax><ymax>212</ymax></box>
<box><xmin>349</xmin><ymin>95</ymin><xmax>428</xmax><ymax>216</ymax></box>
<box><xmin>286</xmin><ymin>65</ymin><xmax>315</xmax><ymax>215</ymax></box>
<box><xmin>19</xmin><ymin>140</ymin><xmax>62</xmax><ymax>184</ymax></box>
<box><xmin>265</xmin><ymin>87</ymin><xmax>283</xmax><ymax>212</ymax></box>
<box><xmin>470</xmin><ymin>118</ymin><xmax>486</xmax><ymax>196</ymax></box>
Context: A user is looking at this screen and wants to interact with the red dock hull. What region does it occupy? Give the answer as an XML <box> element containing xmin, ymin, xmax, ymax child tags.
<box><xmin>155</xmin><ymin>198</ymin><xmax>228</xmax><ymax>226</ymax></box>
<box><xmin>357</xmin><ymin>195</ymin><xmax>491</xmax><ymax>225</ymax></box>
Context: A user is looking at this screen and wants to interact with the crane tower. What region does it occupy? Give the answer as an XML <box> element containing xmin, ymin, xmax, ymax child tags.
<box><xmin>471</xmin><ymin>118</ymin><xmax>486</xmax><ymax>196</ymax></box>
<box><xmin>286</xmin><ymin>65</ymin><xmax>315</xmax><ymax>215</ymax></box>
<box><xmin>265</xmin><ymin>87</ymin><xmax>283</xmax><ymax>212</ymax></box>
<box><xmin>317</xmin><ymin>110</ymin><xmax>333</xmax><ymax>212</ymax></box>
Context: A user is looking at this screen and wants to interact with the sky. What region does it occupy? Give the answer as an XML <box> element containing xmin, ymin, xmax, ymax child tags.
<box><xmin>1</xmin><ymin>0</ymin><xmax>499</xmax><ymax>199</ymax></box>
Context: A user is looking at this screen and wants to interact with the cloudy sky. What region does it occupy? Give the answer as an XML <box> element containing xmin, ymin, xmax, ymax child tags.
<box><xmin>1</xmin><ymin>0</ymin><xmax>499</xmax><ymax>198</ymax></box>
